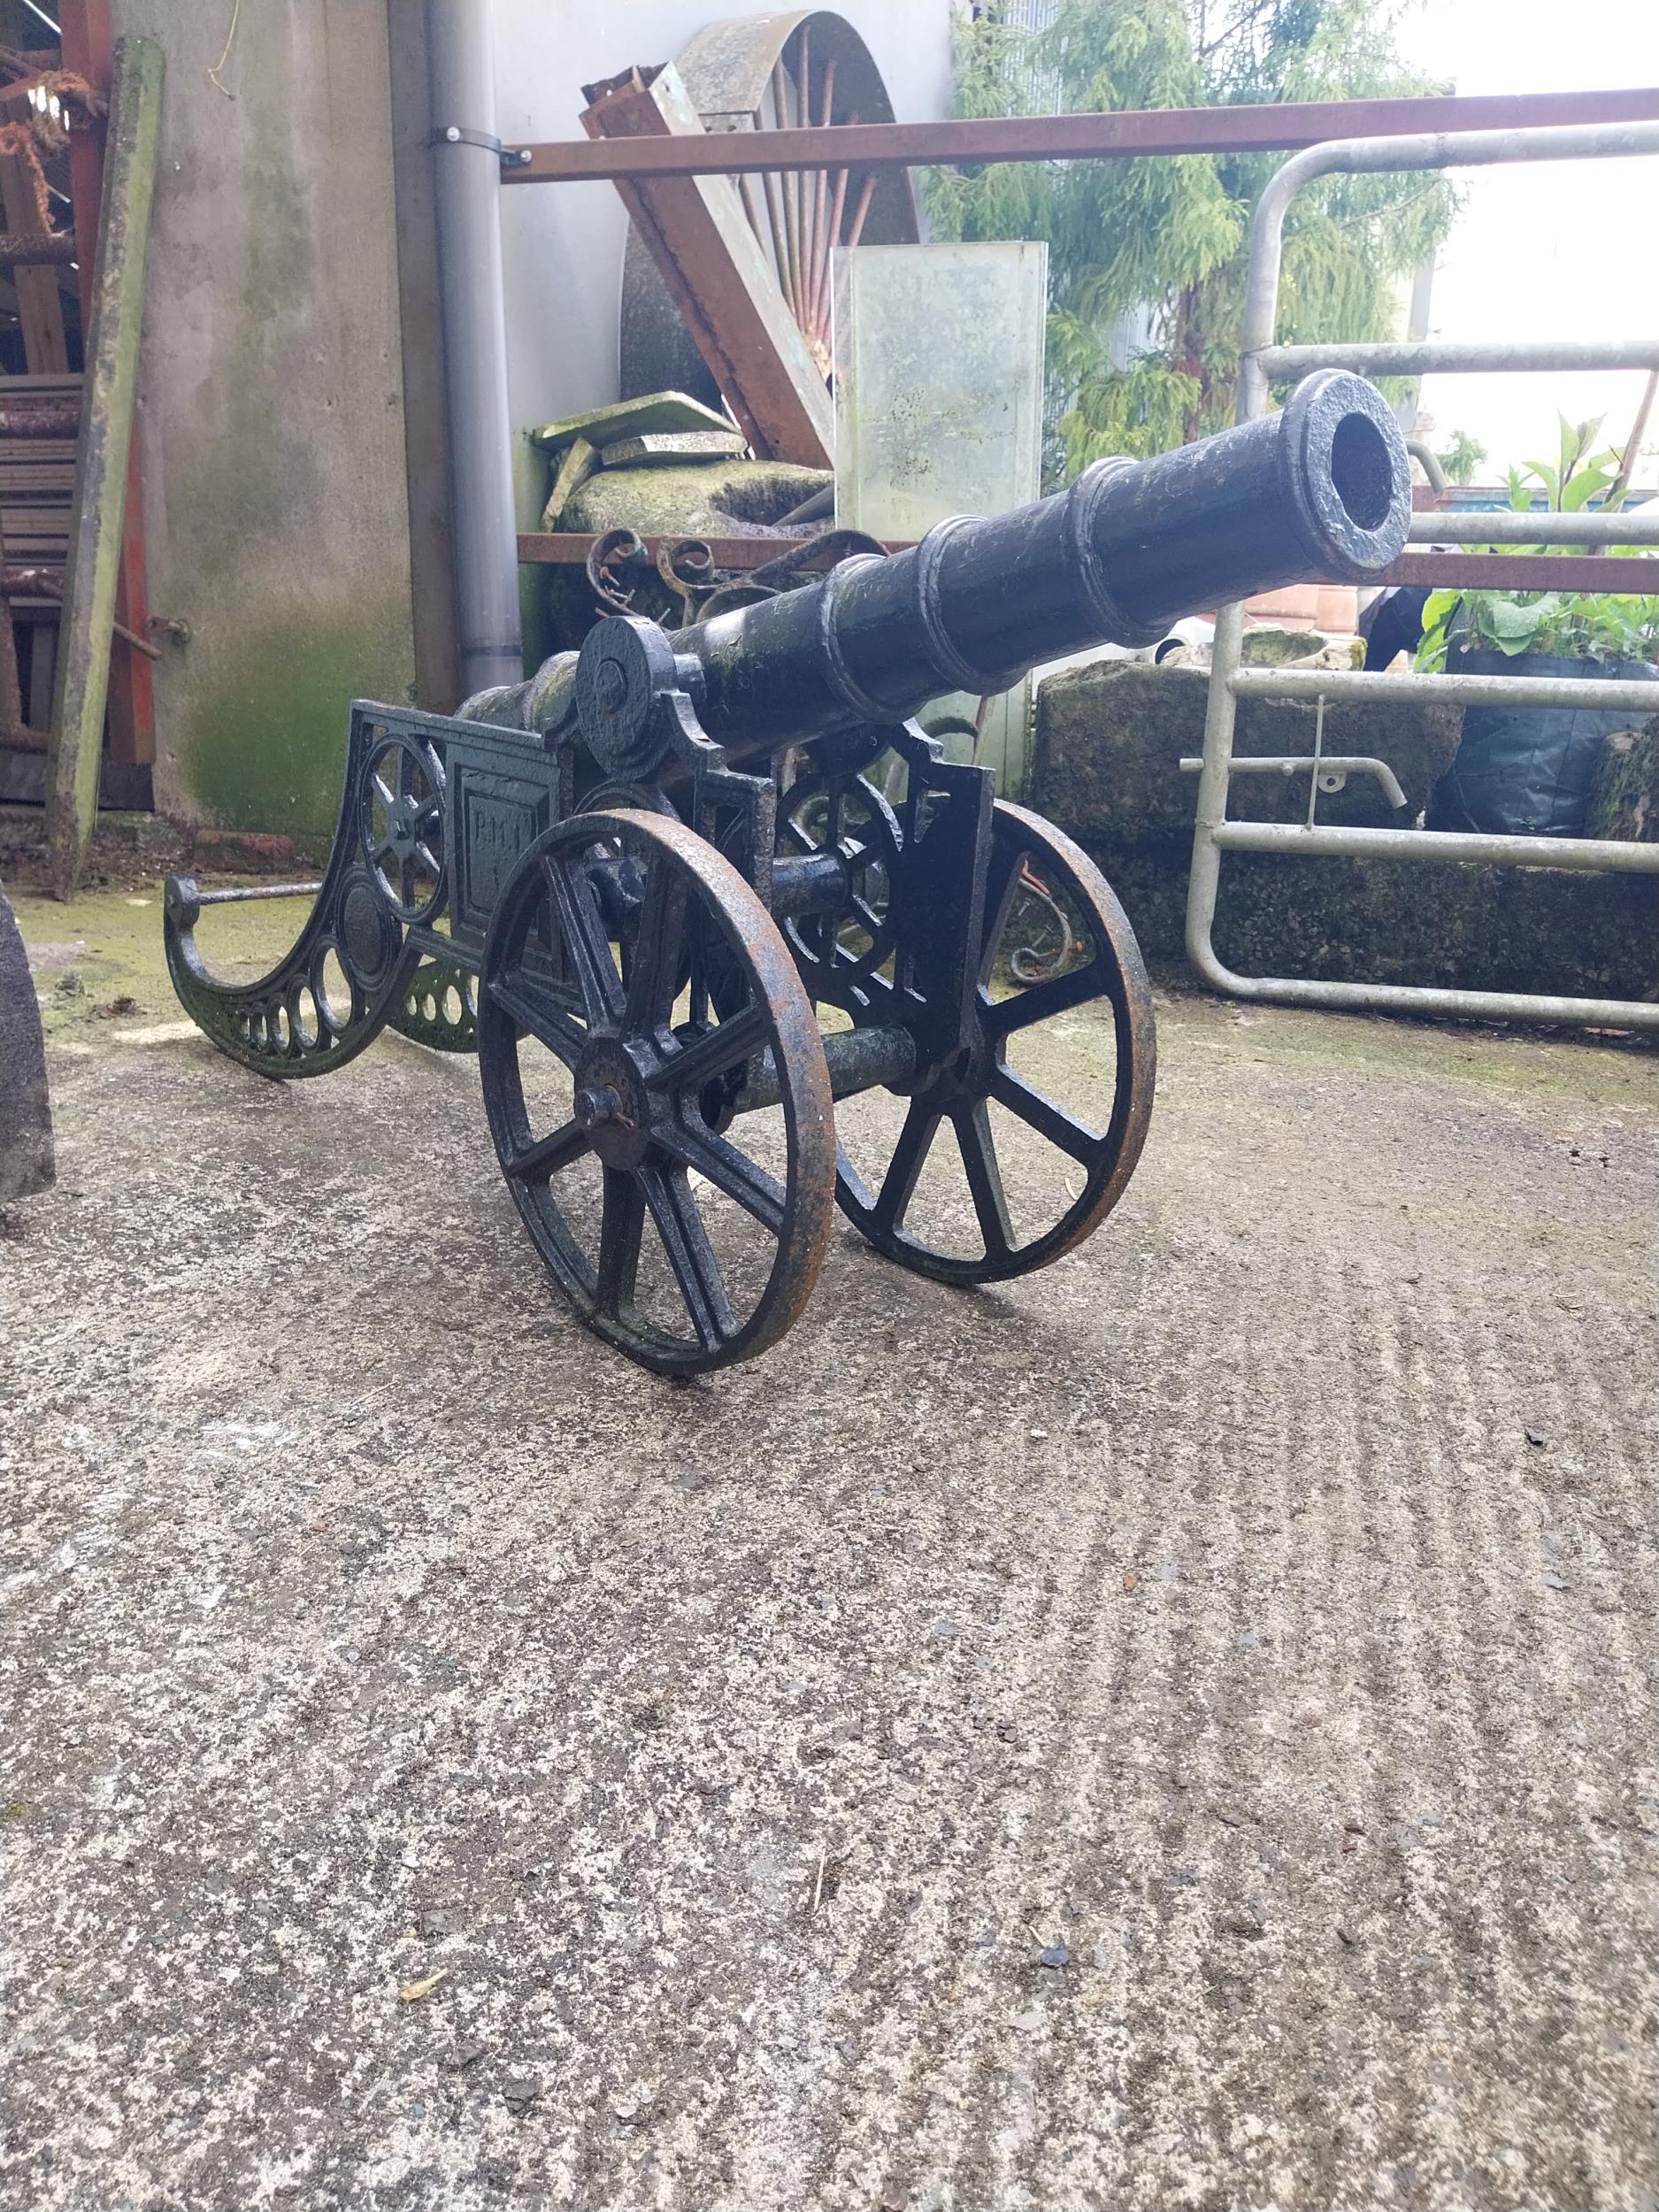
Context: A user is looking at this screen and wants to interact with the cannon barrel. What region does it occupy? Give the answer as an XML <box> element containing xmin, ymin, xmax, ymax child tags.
<box><xmin>466</xmin><ymin>371</ymin><xmax>1410</xmax><ymax>769</ymax></box>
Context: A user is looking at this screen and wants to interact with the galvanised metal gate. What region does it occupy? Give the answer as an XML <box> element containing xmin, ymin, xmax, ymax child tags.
<box><xmin>1189</xmin><ymin>119</ymin><xmax>1659</xmax><ymax>1030</ymax></box>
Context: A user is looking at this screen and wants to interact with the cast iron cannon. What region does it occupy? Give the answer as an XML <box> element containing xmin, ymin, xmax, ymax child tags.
<box><xmin>165</xmin><ymin>372</ymin><xmax>1409</xmax><ymax>1374</ymax></box>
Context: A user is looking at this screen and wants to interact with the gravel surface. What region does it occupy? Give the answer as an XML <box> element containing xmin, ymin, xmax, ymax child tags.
<box><xmin>3</xmin><ymin>926</ymin><xmax>1654</xmax><ymax>2211</ymax></box>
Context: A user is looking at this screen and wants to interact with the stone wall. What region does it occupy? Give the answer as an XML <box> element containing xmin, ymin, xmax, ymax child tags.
<box><xmin>1030</xmin><ymin>660</ymin><xmax>1659</xmax><ymax>1003</ymax></box>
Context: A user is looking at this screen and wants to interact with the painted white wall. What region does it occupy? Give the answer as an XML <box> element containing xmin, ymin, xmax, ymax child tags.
<box><xmin>490</xmin><ymin>2</ymin><xmax>956</xmax><ymax>486</ymax></box>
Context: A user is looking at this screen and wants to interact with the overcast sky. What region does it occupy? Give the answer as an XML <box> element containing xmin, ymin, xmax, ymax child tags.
<box><xmin>1387</xmin><ymin>0</ymin><xmax>1659</xmax><ymax>481</ymax></box>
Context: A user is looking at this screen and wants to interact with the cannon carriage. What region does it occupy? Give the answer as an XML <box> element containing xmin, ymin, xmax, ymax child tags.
<box><xmin>165</xmin><ymin>371</ymin><xmax>1410</xmax><ymax>1375</ymax></box>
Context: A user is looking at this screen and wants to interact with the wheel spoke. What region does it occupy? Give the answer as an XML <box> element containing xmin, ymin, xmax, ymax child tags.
<box><xmin>505</xmin><ymin>1118</ymin><xmax>589</xmax><ymax>1182</ymax></box>
<box><xmin>647</xmin><ymin>1002</ymin><xmax>767</xmax><ymax>1095</ymax></box>
<box><xmin>984</xmin><ymin>957</ymin><xmax>1103</xmax><ymax>1041</ymax></box>
<box><xmin>415</xmin><ymin>840</ymin><xmax>442</xmax><ymax>876</ymax></box>
<box><xmin>595</xmin><ymin>1167</ymin><xmax>646</xmax><ymax>1315</ymax></box>
<box><xmin>640</xmin><ymin>1163</ymin><xmax>735</xmax><ymax>1350</ymax></box>
<box><xmin>656</xmin><ymin>1118</ymin><xmax>787</xmax><ymax>1235</ymax></box>
<box><xmin>875</xmin><ymin>1100</ymin><xmax>941</xmax><ymax>1229</ymax></box>
<box><xmin>624</xmin><ymin>856</ymin><xmax>685</xmax><ymax>1032</ymax></box>
<box><xmin>488</xmin><ymin>976</ymin><xmax>588</xmax><ymax>1065</ymax></box>
<box><xmin>373</xmin><ymin>772</ymin><xmax>396</xmax><ymax>808</ymax></box>
<box><xmin>373</xmin><ymin>835</ymin><xmax>396</xmax><ymax>864</ymax></box>
<box><xmin>547</xmin><ymin>856</ymin><xmax>625</xmax><ymax>1025</ymax></box>
<box><xmin>977</xmin><ymin>832</ymin><xmax>1025</xmax><ymax>985</ymax></box>
<box><xmin>953</xmin><ymin>1099</ymin><xmax>1014</xmax><ymax>1260</ymax></box>
<box><xmin>989</xmin><ymin>1061</ymin><xmax>1102</xmax><ymax>1164</ymax></box>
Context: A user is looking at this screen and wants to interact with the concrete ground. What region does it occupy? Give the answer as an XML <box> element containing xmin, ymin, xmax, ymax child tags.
<box><xmin>2</xmin><ymin>884</ymin><xmax>1655</xmax><ymax>2212</ymax></box>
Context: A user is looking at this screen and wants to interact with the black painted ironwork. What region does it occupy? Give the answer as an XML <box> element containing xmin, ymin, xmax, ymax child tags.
<box><xmin>165</xmin><ymin>373</ymin><xmax>1411</xmax><ymax>1374</ymax></box>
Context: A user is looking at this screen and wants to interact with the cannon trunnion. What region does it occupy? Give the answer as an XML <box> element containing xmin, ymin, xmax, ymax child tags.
<box><xmin>165</xmin><ymin>374</ymin><xmax>1410</xmax><ymax>1375</ymax></box>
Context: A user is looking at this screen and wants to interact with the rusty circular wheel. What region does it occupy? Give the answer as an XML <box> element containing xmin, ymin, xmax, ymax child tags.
<box><xmin>620</xmin><ymin>11</ymin><xmax>918</xmax><ymax>397</ymax></box>
<box><xmin>478</xmin><ymin>810</ymin><xmax>835</xmax><ymax>1375</ymax></box>
<box><xmin>835</xmin><ymin>802</ymin><xmax>1156</xmax><ymax>1285</ymax></box>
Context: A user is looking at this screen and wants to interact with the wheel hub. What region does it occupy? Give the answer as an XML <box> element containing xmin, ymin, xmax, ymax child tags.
<box><xmin>572</xmin><ymin>1043</ymin><xmax>649</xmax><ymax>1167</ymax></box>
<box><xmin>924</xmin><ymin>1023</ymin><xmax>990</xmax><ymax>1109</ymax></box>
<box><xmin>387</xmin><ymin>795</ymin><xmax>422</xmax><ymax>854</ymax></box>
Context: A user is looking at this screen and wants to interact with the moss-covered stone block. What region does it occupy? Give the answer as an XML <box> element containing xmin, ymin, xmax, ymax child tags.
<box><xmin>1073</xmin><ymin>833</ymin><xmax>1657</xmax><ymax>1002</ymax></box>
<box><xmin>1031</xmin><ymin>662</ymin><xmax>1657</xmax><ymax>1003</ymax></box>
<box><xmin>1586</xmin><ymin>717</ymin><xmax>1658</xmax><ymax>842</ymax></box>
<box><xmin>1031</xmin><ymin>661</ymin><xmax>1462</xmax><ymax>841</ymax></box>
<box><xmin>1239</xmin><ymin>627</ymin><xmax>1325</xmax><ymax>665</ymax></box>
<box><xmin>559</xmin><ymin>457</ymin><xmax>828</xmax><ymax>539</ymax></box>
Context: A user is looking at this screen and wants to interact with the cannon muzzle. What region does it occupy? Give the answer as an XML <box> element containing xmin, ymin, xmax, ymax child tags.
<box><xmin>469</xmin><ymin>369</ymin><xmax>1410</xmax><ymax>770</ymax></box>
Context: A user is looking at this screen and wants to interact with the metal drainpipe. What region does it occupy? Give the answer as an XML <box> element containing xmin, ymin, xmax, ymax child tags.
<box><xmin>426</xmin><ymin>0</ymin><xmax>523</xmax><ymax>698</ymax></box>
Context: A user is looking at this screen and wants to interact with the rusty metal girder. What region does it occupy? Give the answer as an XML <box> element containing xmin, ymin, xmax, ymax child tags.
<box><xmin>518</xmin><ymin>534</ymin><xmax>1655</xmax><ymax>600</ymax></box>
<box><xmin>510</xmin><ymin>87</ymin><xmax>1659</xmax><ymax>184</ymax></box>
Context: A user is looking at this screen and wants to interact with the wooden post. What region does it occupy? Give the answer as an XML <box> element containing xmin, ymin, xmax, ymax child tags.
<box><xmin>44</xmin><ymin>35</ymin><xmax>161</xmax><ymax>895</ymax></box>
<box><xmin>61</xmin><ymin>0</ymin><xmax>154</xmax><ymax>769</ymax></box>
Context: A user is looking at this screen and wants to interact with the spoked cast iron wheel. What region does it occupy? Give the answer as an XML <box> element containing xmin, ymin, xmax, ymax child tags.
<box><xmin>478</xmin><ymin>810</ymin><xmax>835</xmax><ymax>1376</ymax></box>
<box><xmin>837</xmin><ymin>803</ymin><xmax>1156</xmax><ymax>1284</ymax></box>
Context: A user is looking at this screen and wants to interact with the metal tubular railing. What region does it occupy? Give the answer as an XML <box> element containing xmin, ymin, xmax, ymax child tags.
<box><xmin>1189</xmin><ymin>119</ymin><xmax>1659</xmax><ymax>1032</ymax></box>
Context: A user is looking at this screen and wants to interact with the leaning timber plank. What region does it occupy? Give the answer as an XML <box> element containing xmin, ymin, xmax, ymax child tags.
<box><xmin>44</xmin><ymin>36</ymin><xmax>162</xmax><ymax>895</ymax></box>
<box><xmin>63</xmin><ymin>0</ymin><xmax>153</xmax><ymax>770</ymax></box>
<box><xmin>580</xmin><ymin>65</ymin><xmax>833</xmax><ymax>468</ymax></box>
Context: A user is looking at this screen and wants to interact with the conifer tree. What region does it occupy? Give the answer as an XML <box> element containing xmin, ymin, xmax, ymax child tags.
<box><xmin>926</xmin><ymin>0</ymin><xmax>1455</xmax><ymax>480</ymax></box>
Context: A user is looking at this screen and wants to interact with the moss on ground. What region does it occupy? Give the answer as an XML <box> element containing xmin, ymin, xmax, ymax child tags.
<box><xmin>10</xmin><ymin>882</ymin><xmax>320</xmax><ymax>1045</ymax></box>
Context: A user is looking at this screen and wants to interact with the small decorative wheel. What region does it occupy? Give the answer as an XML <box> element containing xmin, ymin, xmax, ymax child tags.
<box><xmin>361</xmin><ymin>733</ymin><xmax>446</xmax><ymax>924</ymax></box>
<box><xmin>477</xmin><ymin>810</ymin><xmax>836</xmax><ymax>1375</ymax></box>
<box><xmin>834</xmin><ymin>802</ymin><xmax>1156</xmax><ymax>1284</ymax></box>
<box><xmin>776</xmin><ymin>770</ymin><xmax>901</xmax><ymax>993</ymax></box>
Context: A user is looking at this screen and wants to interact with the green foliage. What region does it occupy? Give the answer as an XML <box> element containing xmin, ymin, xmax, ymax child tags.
<box><xmin>1415</xmin><ymin>415</ymin><xmax>1659</xmax><ymax>669</ymax></box>
<box><xmin>926</xmin><ymin>0</ymin><xmax>1456</xmax><ymax>481</ymax></box>
<box><xmin>1433</xmin><ymin>426</ymin><xmax>1486</xmax><ymax>485</ymax></box>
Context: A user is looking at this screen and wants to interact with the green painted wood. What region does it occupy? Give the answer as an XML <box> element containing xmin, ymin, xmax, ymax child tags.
<box><xmin>45</xmin><ymin>36</ymin><xmax>164</xmax><ymax>896</ymax></box>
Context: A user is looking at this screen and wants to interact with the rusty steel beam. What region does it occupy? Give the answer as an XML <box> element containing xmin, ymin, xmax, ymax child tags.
<box><xmin>1381</xmin><ymin>551</ymin><xmax>1659</xmax><ymax>593</ymax></box>
<box><xmin>505</xmin><ymin>87</ymin><xmax>1659</xmax><ymax>183</ymax></box>
<box><xmin>518</xmin><ymin>535</ymin><xmax>1658</xmax><ymax>599</ymax></box>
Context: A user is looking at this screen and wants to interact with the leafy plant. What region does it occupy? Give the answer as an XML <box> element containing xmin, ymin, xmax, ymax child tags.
<box><xmin>1433</xmin><ymin>426</ymin><xmax>1486</xmax><ymax>485</ymax></box>
<box><xmin>926</xmin><ymin>0</ymin><xmax>1456</xmax><ymax>482</ymax></box>
<box><xmin>1415</xmin><ymin>414</ymin><xmax>1659</xmax><ymax>670</ymax></box>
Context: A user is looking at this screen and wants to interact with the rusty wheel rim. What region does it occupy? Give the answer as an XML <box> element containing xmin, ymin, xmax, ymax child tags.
<box><xmin>835</xmin><ymin>802</ymin><xmax>1156</xmax><ymax>1286</ymax></box>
